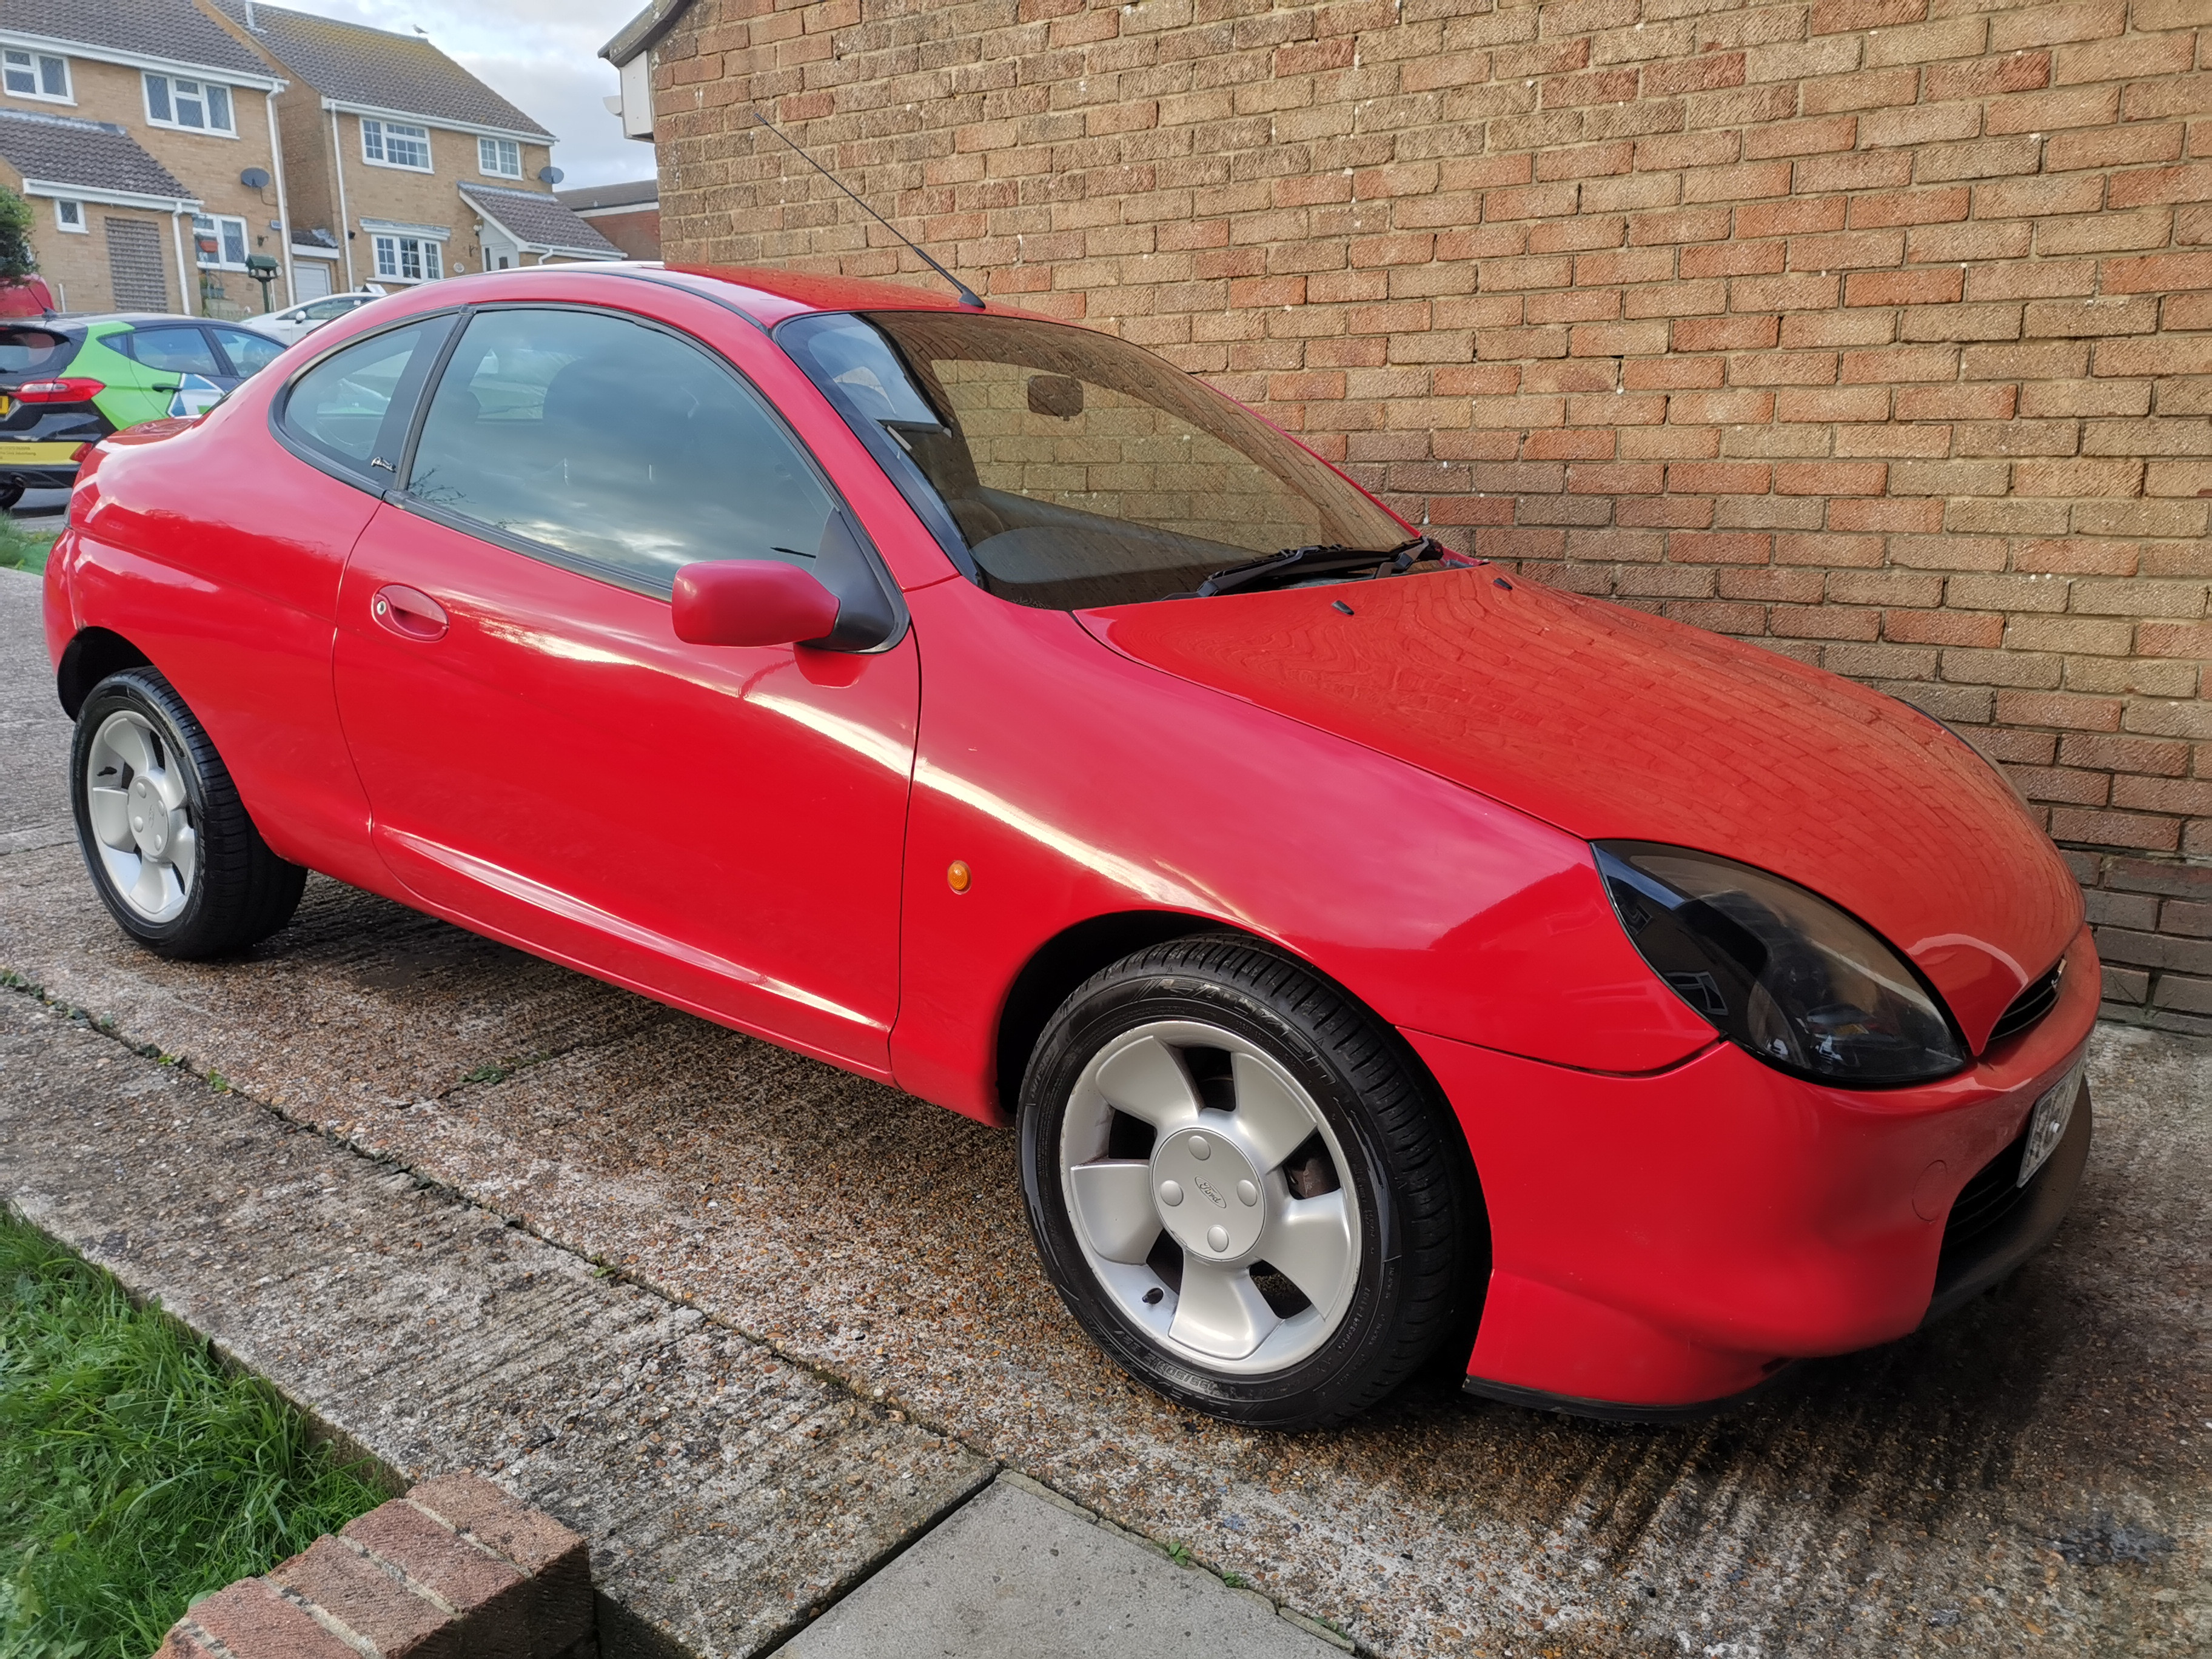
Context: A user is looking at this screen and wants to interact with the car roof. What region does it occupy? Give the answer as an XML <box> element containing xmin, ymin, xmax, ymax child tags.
<box><xmin>654</xmin><ymin>263</ymin><xmax>1019</xmax><ymax>327</ymax></box>
<box><xmin>4</xmin><ymin>313</ymin><xmax>208</xmax><ymax>333</ymax></box>
<box><xmin>445</xmin><ymin>260</ymin><xmax>1046</xmax><ymax>330</ymax></box>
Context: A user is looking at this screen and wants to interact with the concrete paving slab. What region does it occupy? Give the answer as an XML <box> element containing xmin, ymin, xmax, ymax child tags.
<box><xmin>782</xmin><ymin>1476</ymin><xmax>1341</xmax><ymax>1658</ymax></box>
<box><xmin>4</xmin><ymin>568</ymin><xmax>2208</xmax><ymax>1657</ymax></box>
<box><xmin>0</xmin><ymin>993</ymin><xmax>994</xmax><ymax>1658</ymax></box>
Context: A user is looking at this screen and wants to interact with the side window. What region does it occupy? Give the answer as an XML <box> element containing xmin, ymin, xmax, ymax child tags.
<box><xmin>120</xmin><ymin>327</ymin><xmax>223</xmax><ymax>377</ymax></box>
<box><xmin>207</xmin><ymin>326</ymin><xmax>284</xmax><ymax>377</ymax></box>
<box><xmin>404</xmin><ymin>306</ymin><xmax>845</xmax><ymax>595</ymax></box>
<box><xmin>279</xmin><ymin>320</ymin><xmax>444</xmax><ymax>471</ymax></box>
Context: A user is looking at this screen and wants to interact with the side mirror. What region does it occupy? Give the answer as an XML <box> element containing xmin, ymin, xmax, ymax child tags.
<box><xmin>671</xmin><ymin>560</ymin><xmax>840</xmax><ymax>648</ymax></box>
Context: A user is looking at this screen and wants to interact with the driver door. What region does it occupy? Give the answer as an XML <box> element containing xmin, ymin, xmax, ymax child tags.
<box><xmin>329</xmin><ymin>302</ymin><xmax>919</xmax><ymax>1074</ymax></box>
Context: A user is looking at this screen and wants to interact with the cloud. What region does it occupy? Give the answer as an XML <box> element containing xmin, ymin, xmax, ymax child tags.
<box><xmin>283</xmin><ymin>0</ymin><xmax>654</xmax><ymax>189</ymax></box>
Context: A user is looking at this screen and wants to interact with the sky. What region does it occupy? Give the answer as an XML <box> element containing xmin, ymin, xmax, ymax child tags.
<box><xmin>296</xmin><ymin>0</ymin><xmax>653</xmax><ymax>189</ymax></box>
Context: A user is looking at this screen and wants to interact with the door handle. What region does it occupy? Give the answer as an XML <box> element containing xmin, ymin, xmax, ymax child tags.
<box><xmin>370</xmin><ymin>583</ymin><xmax>448</xmax><ymax>642</ymax></box>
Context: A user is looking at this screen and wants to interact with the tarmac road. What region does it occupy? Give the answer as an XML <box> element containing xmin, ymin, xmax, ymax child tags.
<box><xmin>1</xmin><ymin>567</ymin><xmax>2205</xmax><ymax>1657</ymax></box>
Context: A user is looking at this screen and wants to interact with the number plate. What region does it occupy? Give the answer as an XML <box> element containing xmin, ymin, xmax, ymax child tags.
<box><xmin>0</xmin><ymin>395</ymin><xmax>12</xmax><ymax>416</ymax></box>
<box><xmin>2018</xmin><ymin>1051</ymin><xmax>2085</xmax><ymax>1188</ymax></box>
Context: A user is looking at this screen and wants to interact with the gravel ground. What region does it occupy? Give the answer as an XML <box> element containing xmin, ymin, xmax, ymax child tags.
<box><xmin>2</xmin><ymin>567</ymin><xmax>2205</xmax><ymax>1657</ymax></box>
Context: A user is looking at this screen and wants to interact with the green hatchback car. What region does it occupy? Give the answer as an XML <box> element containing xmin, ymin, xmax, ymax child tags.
<box><xmin>0</xmin><ymin>315</ymin><xmax>287</xmax><ymax>505</ymax></box>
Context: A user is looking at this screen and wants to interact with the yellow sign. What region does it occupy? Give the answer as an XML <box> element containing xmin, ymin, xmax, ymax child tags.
<box><xmin>0</xmin><ymin>441</ymin><xmax>84</xmax><ymax>463</ymax></box>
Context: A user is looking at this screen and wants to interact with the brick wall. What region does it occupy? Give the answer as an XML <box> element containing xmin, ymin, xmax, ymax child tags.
<box><xmin>649</xmin><ymin>0</ymin><xmax>2212</xmax><ymax>1034</ymax></box>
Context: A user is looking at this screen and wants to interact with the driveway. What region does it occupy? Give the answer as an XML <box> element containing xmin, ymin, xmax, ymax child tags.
<box><xmin>1</xmin><ymin>568</ymin><xmax>2204</xmax><ymax>1657</ymax></box>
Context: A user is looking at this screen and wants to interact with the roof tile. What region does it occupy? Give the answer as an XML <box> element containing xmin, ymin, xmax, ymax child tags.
<box><xmin>215</xmin><ymin>2</ymin><xmax>551</xmax><ymax>138</ymax></box>
<box><xmin>460</xmin><ymin>183</ymin><xmax>622</xmax><ymax>259</ymax></box>
<box><xmin>0</xmin><ymin>107</ymin><xmax>190</xmax><ymax>200</ymax></box>
<box><xmin>0</xmin><ymin>0</ymin><xmax>270</xmax><ymax>79</ymax></box>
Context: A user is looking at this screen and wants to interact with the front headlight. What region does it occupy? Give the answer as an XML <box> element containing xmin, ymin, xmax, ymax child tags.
<box><xmin>1594</xmin><ymin>841</ymin><xmax>1968</xmax><ymax>1087</ymax></box>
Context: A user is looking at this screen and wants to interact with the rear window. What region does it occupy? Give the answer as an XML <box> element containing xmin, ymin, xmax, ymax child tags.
<box><xmin>0</xmin><ymin>327</ymin><xmax>73</xmax><ymax>375</ymax></box>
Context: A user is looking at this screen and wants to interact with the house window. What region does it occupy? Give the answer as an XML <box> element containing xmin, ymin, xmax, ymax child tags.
<box><xmin>478</xmin><ymin>136</ymin><xmax>521</xmax><ymax>178</ymax></box>
<box><xmin>144</xmin><ymin>73</ymin><xmax>234</xmax><ymax>134</ymax></box>
<box><xmin>193</xmin><ymin>213</ymin><xmax>250</xmax><ymax>269</ymax></box>
<box><xmin>361</xmin><ymin>118</ymin><xmax>431</xmax><ymax>171</ymax></box>
<box><xmin>371</xmin><ymin>233</ymin><xmax>443</xmax><ymax>283</ymax></box>
<box><xmin>53</xmin><ymin>199</ymin><xmax>84</xmax><ymax>233</ymax></box>
<box><xmin>3</xmin><ymin>49</ymin><xmax>69</xmax><ymax>101</ymax></box>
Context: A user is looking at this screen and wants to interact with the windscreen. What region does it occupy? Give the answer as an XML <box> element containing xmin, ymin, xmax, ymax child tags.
<box><xmin>780</xmin><ymin>310</ymin><xmax>1407</xmax><ymax>609</ymax></box>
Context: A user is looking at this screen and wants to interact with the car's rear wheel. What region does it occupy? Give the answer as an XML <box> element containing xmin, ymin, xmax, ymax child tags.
<box><xmin>71</xmin><ymin>666</ymin><xmax>306</xmax><ymax>959</ymax></box>
<box><xmin>1019</xmin><ymin>935</ymin><xmax>1480</xmax><ymax>1429</ymax></box>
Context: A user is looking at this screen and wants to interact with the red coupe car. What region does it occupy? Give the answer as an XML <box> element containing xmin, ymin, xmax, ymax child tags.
<box><xmin>41</xmin><ymin>265</ymin><xmax>2096</xmax><ymax>1427</ymax></box>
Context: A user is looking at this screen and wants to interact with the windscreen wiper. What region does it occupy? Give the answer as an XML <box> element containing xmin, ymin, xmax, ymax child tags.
<box><xmin>1195</xmin><ymin>535</ymin><xmax>1446</xmax><ymax>597</ymax></box>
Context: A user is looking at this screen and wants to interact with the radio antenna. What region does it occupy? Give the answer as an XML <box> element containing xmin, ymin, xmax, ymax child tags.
<box><xmin>749</xmin><ymin>107</ymin><xmax>984</xmax><ymax>309</ymax></box>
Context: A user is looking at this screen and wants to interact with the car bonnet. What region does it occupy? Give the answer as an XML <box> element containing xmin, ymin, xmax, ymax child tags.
<box><xmin>1079</xmin><ymin>566</ymin><xmax>2082</xmax><ymax>1053</ymax></box>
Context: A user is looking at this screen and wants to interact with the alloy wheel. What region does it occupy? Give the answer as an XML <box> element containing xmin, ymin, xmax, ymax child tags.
<box><xmin>1058</xmin><ymin>1019</ymin><xmax>1362</xmax><ymax>1374</ymax></box>
<box><xmin>84</xmin><ymin>709</ymin><xmax>198</xmax><ymax>923</ymax></box>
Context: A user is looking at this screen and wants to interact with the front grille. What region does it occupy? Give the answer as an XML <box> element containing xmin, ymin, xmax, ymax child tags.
<box><xmin>1988</xmin><ymin>959</ymin><xmax>2063</xmax><ymax>1046</ymax></box>
<box><xmin>1940</xmin><ymin>1127</ymin><xmax>2031</xmax><ymax>1260</ymax></box>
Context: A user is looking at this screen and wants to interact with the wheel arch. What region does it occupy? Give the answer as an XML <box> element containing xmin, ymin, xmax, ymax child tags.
<box><xmin>993</xmin><ymin>910</ymin><xmax>1243</xmax><ymax>1121</ymax></box>
<box><xmin>993</xmin><ymin>913</ymin><xmax>1493</xmax><ymax>1228</ymax></box>
<box><xmin>56</xmin><ymin>626</ymin><xmax>152</xmax><ymax>719</ymax></box>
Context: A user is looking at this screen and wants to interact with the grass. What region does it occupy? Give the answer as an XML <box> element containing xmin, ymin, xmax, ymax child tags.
<box><xmin>0</xmin><ymin>1211</ymin><xmax>387</xmax><ymax>1658</ymax></box>
<box><xmin>0</xmin><ymin>519</ymin><xmax>56</xmax><ymax>576</ymax></box>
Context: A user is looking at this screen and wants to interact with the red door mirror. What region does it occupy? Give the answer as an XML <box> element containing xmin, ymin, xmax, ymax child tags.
<box><xmin>671</xmin><ymin>560</ymin><xmax>841</xmax><ymax>648</ymax></box>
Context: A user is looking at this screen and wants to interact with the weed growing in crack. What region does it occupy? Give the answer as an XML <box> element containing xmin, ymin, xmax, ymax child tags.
<box><xmin>1167</xmin><ymin>1542</ymin><xmax>1191</xmax><ymax>1567</ymax></box>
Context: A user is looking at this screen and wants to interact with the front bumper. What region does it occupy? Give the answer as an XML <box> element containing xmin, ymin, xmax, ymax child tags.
<box><xmin>1408</xmin><ymin>923</ymin><xmax>2099</xmax><ymax>1413</ymax></box>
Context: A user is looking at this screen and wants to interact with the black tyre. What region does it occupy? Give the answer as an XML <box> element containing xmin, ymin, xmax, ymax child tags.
<box><xmin>1019</xmin><ymin>935</ymin><xmax>1481</xmax><ymax>1429</ymax></box>
<box><xmin>70</xmin><ymin>666</ymin><xmax>306</xmax><ymax>959</ymax></box>
<box><xmin>0</xmin><ymin>483</ymin><xmax>24</xmax><ymax>512</ymax></box>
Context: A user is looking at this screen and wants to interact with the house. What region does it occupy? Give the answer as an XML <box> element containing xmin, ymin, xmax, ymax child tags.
<box><xmin>215</xmin><ymin>1</ymin><xmax>618</xmax><ymax>298</ymax></box>
<box><xmin>0</xmin><ymin>0</ymin><xmax>291</xmax><ymax>315</ymax></box>
<box><xmin>555</xmin><ymin>178</ymin><xmax>659</xmax><ymax>261</ymax></box>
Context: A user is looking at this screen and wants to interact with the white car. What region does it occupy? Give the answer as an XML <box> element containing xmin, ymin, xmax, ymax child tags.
<box><xmin>238</xmin><ymin>290</ymin><xmax>383</xmax><ymax>346</ymax></box>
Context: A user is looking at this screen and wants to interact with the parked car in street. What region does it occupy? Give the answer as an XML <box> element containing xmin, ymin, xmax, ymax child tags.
<box><xmin>240</xmin><ymin>290</ymin><xmax>384</xmax><ymax>347</ymax></box>
<box><xmin>0</xmin><ymin>315</ymin><xmax>284</xmax><ymax>506</ymax></box>
<box><xmin>0</xmin><ymin>276</ymin><xmax>56</xmax><ymax>319</ymax></box>
<box><xmin>40</xmin><ymin>265</ymin><xmax>2096</xmax><ymax>1429</ymax></box>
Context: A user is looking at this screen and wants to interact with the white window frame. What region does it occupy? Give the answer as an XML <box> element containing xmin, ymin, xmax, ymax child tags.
<box><xmin>143</xmin><ymin>72</ymin><xmax>237</xmax><ymax>137</ymax></box>
<box><xmin>478</xmin><ymin>136</ymin><xmax>522</xmax><ymax>178</ymax></box>
<box><xmin>361</xmin><ymin>117</ymin><xmax>432</xmax><ymax>173</ymax></box>
<box><xmin>53</xmin><ymin>198</ymin><xmax>84</xmax><ymax>234</ymax></box>
<box><xmin>193</xmin><ymin>212</ymin><xmax>250</xmax><ymax>270</ymax></box>
<box><xmin>2</xmin><ymin>48</ymin><xmax>70</xmax><ymax>104</ymax></box>
<box><xmin>370</xmin><ymin>233</ymin><xmax>443</xmax><ymax>283</ymax></box>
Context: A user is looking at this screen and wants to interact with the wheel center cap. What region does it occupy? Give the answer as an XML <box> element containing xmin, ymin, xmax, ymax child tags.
<box><xmin>1151</xmin><ymin>1125</ymin><xmax>1264</xmax><ymax>1262</ymax></box>
<box><xmin>128</xmin><ymin>776</ymin><xmax>165</xmax><ymax>854</ymax></box>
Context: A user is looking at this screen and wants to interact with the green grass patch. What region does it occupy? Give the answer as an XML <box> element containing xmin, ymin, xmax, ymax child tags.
<box><xmin>0</xmin><ymin>518</ymin><xmax>56</xmax><ymax>576</ymax></box>
<box><xmin>0</xmin><ymin>1210</ymin><xmax>386</xmax><ymax>1657</ymax></box>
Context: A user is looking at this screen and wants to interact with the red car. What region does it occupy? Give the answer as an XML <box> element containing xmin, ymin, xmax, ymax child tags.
<box><xmin>41</xmin><ymin>266</ymin><xmax>2095</xmax><ymax>1428</ymax></box>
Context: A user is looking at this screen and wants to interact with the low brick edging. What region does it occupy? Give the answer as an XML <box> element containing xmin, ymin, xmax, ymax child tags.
<box><xmin>2068</xmin><ymin>847</ymin><xmax>2212</xmax><ymax>1035</ymax></box>
<box><xmin>159</xmin><ymin>1473</ymin><xmax>595</xmax><ymax>1659</ymax></box>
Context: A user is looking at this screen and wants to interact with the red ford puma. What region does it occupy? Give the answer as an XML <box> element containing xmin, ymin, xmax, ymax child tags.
<box><xmin>42</xmin><ymin>265</ymin><xmax>2095</xmax><ymax>1427</ymax></box>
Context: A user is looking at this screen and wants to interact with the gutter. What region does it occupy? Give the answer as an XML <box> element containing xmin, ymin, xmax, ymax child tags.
<box><xmin>598</xmin><ymin>0</ymin><xmax>695</xmax><ymax>64</ymax></box>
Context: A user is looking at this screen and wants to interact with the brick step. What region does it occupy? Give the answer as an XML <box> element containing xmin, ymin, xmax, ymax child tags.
<box><xmin>159</xmin><ymin>1473</ymin><xmax>594</xmax><ymax>1659</ymax></box>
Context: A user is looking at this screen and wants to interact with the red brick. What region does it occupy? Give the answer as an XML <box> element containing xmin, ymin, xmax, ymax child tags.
<box><xmin>1845</xmin><ymin>269</ymin><xmax>1965</xmax><ymax>307</ymax></box>
<box><xmin>1775</xmin><ymin>461</ymin><xmax>1888</xmax><ymax>495</ymax></box>
<box><xmin>270</xmin><ymin>1537</ymin><xmax>454</xmax><ymax>1659</ymax></box>
<box><xmin>344</xmin><ymin>1502</ymin><xmax>526</xmax><ymax>1620</ymax></box>
<box><xmin>2049</xmin><ymin>808</ymin><xmax>2183</xmax><ymax>850</ymax></box>
<box><xmin>177</xmin><ymin>1581</ymin><xmax>359</xmax><ymax>1659</ymax></box>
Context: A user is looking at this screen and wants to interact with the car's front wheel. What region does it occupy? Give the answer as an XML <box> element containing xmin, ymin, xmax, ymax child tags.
<box><xmin>1019</xmin><ymin>936</ymin><xmax>1481</xmax><ymax>1429</ymax></box>
<box><xmin>71</xmin><ymin>666</ymin><xmax>306</xmax><ymax>959</ymax></box>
